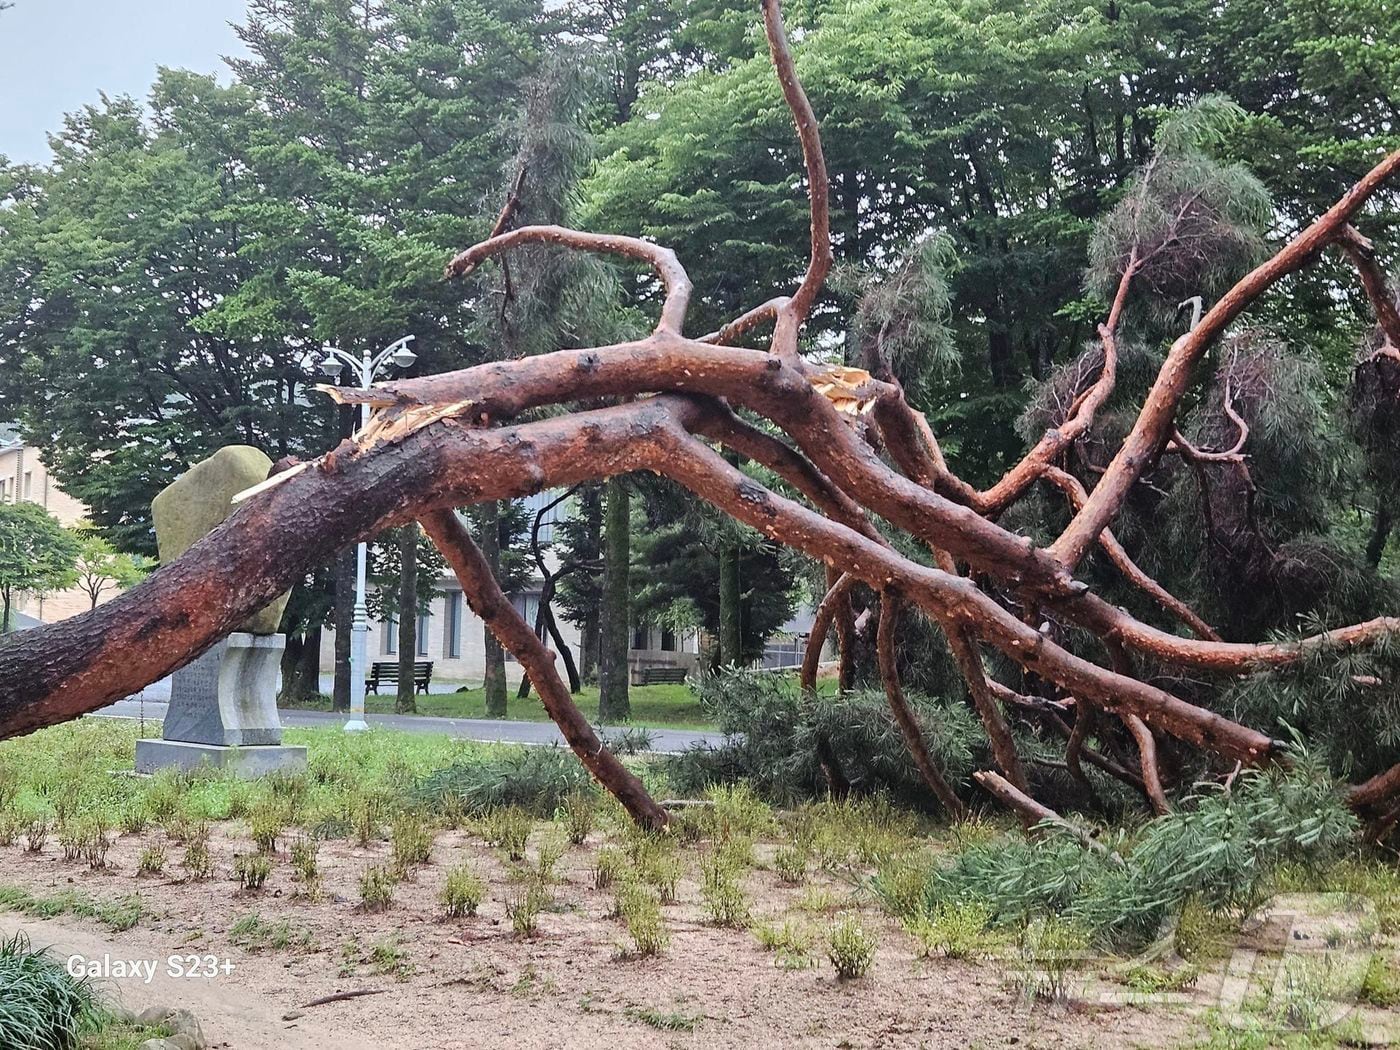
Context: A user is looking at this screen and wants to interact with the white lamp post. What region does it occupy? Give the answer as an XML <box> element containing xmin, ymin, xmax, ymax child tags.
<box><xmin>316</xmin><ymin>335</ymin><xmax>418</xmax><ymax>732</ymax></box>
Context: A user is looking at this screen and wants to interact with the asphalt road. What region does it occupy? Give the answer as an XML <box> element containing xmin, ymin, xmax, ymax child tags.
<box><xmin>91</xmin><ymin>697</ymin><xmax>727</xmax><ymax>754</ymax></box>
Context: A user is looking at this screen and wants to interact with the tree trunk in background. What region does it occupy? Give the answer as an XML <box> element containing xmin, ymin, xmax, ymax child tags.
<box><xmin>579</xmin><ymin>485</ymin><xmax>603</xmax><ymax>684</ymax></box>
<box><xmin>719</xmin><ymin>543</ymin><xmax>742</xmax><ymax>665</ymax></box>
<box><xmin>1367</xmin><ymin>505</ymin><xmax>1393</xmax><ymax>568</ymax></box>
<box><xmin>396</xmin><ymin>524</ymin><xmax>418</xmax><ymax>714</ymax></box>
<box><xmin>332</xmin><ymin>546</ymin><xmax>354</xmax><ymax>712</ymax></box>
<box><xmin>481</xmin><ymin>501</ymin><xmax>508</xmax><ymax>717</ymax></box>
<box><xmin>279</xmin><ymin>624</ymin><xmax>322</xmax><ymax>705</ymax></box>
<box><xmin>598</xmin><ymin>476</ymin><xmax>631</xmax><ymax>722</ymax></box>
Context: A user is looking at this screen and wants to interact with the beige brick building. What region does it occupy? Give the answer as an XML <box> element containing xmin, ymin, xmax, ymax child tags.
<box><xmin>0</xmin><ymin>426</ymin><xmax>105</xmax><ymax>624</ymax></box>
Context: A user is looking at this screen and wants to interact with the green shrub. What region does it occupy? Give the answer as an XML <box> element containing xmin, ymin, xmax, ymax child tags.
<box><xmin>234</xmin><ymin>853</ymin><xmax>272</xmax><ymax>891</ymax></box>
<box><xmin>752</xmin><ymin>917</ymin><xmax>816</xmax><ymax>961</ymax></box>
<box><xmin>1014</xmin><ymin>917</ymin><xmax>1089</xmax><ymax>1002</ymax></box>
<box><xmin>83</xmin><ymin>815</ymin><xmax>111</xmax><ymax>871</ymax></box>
<box><xmin>594</xmin><ymin>846</ymin><xmax>627</xmax><ymax>890</ymax></box>
<box><xmin>773</xmin><ymin>844</ymin><xmax>808</xmax><ymax>885</ymax></box>
<box><xmin>700</xmin><ymin>850</ymin><xmax>749</xmax><ymax>927</ymax></box>
<box><xmin>358</xmin><ymin>864</ymin><xmax>396</xmax><ymax>912</ymax></box>
<box><xmin>618</xmin><ymin>883</ymin><xmax>668</xmax><ymax>957</ymax></box>
<box><xmin>506</xmin><ymin>880</ymin><xmax>547</xmax><ymax>937</ymax></box>
<box><xmin>118</xmin><ymin>798</ymin><xmax>150</xmax><ymax>835</ymax></box>
<box><xmin>352</xmin><ymin>791</ymin><xmax>387</xmax><ymax>847</ymax></box>
<box><xmin>136</xmin><ymin>844</ymin><xmax>167</xmax><ymax>877</ymax></box>
<box><xmin>58</xmin><ymin>821</ymin><xmax>84</xmax><ymax>862</ymax></box>
<box><xmin>0</xmin><ymin>812</ymin><xmax>18</xmax><ymax>846</ymax></box>
<box><xmin>827</xmin><ymin>914</ymin><xmax>877</xmax><ymax>979</ymax></box>
<box><xmin>908</xmin><ymin>900</ymin><xmax>997</xmax><ymax>960</ymax></box>
<box><xmin>533</xmin><ymin>831</ymin><xmax>567</xmax><ymax>885</ymax></box>
<box><xmin>559</xmin><ymin>789</ymin><xmax>596</xmax><ymax>845</ymax></box>
<box><xmin>290</xmin><ymin>835</ymin><xmax>320</xmax><ymax>885</ymax></box>
<box><xmin>24</xmin><ymin>818</ymin><xmax>48</xmax><ymax>853</ymax></box>
<box><xmin>390</xmin><ymin>813</ymin><xmax>433</xmax><ymax>869</ymax></box>
<box><xmin>0</xmin><ymin>933</ymin><xmax>99</xmax><ymax>1050</ymax></box>
<box><xmin>663</xmin><ymin>670</ymin><xmax>977</xmax><ymax>809</ymax></box>
<box><xmin>440</xmin><ymin>864</ymin><xmax>486</xmax><ymax>918</ymax></box>
<box><xmin>248</xmin><ymin>801</ymin><xmax>287</xmax><ymax>854</ymax></box>
<box><xmin>481</xmin><ymin>807</ymin><xmax>531</xmax><ymax>861</ymax></box>
<box><xmin>181</xmin><ymin>823</ymin><xmax>213</xmax><ymax>881</ymax></box>
<box><xmin>415</xmin><ymin>747</ymin><xmax>592</xmax><ymax>817</ymax></box>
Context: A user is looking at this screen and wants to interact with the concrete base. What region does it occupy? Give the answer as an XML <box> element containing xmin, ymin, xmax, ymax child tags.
<box><xmin>136</xmin><ymin>739</ymin><xmax>307</xmax><ymax>778</ymax></box>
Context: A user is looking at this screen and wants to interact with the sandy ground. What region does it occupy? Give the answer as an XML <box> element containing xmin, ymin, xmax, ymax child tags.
<box><xmin>1</xmin><ymin>824</ymin><xmax>1206</xmax><ymax>1049</ymax></box>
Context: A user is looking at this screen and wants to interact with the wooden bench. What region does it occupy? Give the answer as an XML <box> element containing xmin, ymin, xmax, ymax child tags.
<box><xmin>636</xmin><ymin>665</ymin><xmax>688</xmax><ymax>686</ymax></box>
<box><xmin>366</xmin><ymin>660</ymin><xmax>433</xmax><ymax>695</ymax></box>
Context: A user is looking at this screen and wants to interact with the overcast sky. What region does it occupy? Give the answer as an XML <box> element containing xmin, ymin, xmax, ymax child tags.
<box><xmin>0</xmin><ymin>0</ymin><xmax>251</xmax><ymax>165</ymax></box>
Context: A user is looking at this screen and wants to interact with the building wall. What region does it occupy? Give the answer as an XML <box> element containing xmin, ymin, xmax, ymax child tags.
<box><xmin>0</xmin><ymin>435</ymin><xmax>108</xmax><ymax>624</ymax></box>
<box><xmin>317</xmin><ymin>582</ymin><xmax>700</xmax><ymax>686</ymax></box>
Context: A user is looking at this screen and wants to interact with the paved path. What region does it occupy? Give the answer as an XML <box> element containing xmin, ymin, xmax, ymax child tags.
<box><xmin>92</xmin><ymin>697</ymin><xmax>726</xmax><ymax>754</ymax></box>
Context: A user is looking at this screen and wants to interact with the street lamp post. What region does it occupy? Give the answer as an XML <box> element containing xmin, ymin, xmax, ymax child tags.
<box><xmin>316</xmin><ymin>335</ymin><xmax>418</xmax><ymax>732</ymax></box>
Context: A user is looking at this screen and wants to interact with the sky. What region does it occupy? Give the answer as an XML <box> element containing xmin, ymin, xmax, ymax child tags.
<box><xmin>0</xmin><ymin>0</ymin><xmax>251</xmax><ymax>165</ymax></box>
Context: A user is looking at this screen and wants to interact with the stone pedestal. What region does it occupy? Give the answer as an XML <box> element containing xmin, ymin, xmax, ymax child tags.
<box><xmin>136</xmin><ymin>632</ymin><xmax>306</xmax><ymax>778</ymax></box>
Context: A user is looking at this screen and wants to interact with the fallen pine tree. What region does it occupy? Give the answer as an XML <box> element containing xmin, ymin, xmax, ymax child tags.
<box><xmin>2</xmin><ymin>0</ymin><xmax>1399</xmax><ymax>835</ymax></box>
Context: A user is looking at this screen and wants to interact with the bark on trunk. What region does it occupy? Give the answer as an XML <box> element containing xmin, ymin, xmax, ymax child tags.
<box><xmin>598</xmin><ymin>476</ymin><xmax>630</xmax><ymax>722</ymax></box>
<box><xmin>396</xmin><ymin>525</ymin><xmax>418</xmax><ymax>714</ymax></box>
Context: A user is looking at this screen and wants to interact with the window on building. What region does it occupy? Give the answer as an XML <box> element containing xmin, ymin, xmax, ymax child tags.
<box><xmin>632</xmin><ymin>624</ymin><xmax>648</xmax><ymax>651</ymax></box>
<box><xmin>660</xmin><ymin>628</ymin><xmax>676</xmax><ymax>652</ymax></box>
<box><xmin>506</xmin><ymin>592</ymin><xmax>542</xmax><ymax>662</ymax></box>
<box><xmin>444</xmin><ymin>591</ymin><xmax>462</xmax><ymax>659</ymax></box>
<box><xmin>416</xmin><ymin>610</ymin><xmax>430</xmax><ymax>657</ymax></box>
<box><xmin>22</xmin><ymin>472</ymin><xmax>32</xmax><ymax>501</ymax></box>
<box><xmin>383</xmin><ymin>615</ymin><xmax>398</xmax><ymax>656</ymax></box>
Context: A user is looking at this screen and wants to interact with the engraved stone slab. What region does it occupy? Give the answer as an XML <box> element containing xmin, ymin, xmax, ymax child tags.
<box><xmin>164</xmin><ymin>632</ymin><xmax>286</xmax><ymax>747</ymax></box>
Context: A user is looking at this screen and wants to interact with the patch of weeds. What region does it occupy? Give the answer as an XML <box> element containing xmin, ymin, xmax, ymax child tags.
<box><xmin>773</xmin><ymin>844</ymin><xmax>808</xmax><ymax>885</ymax></box>
<box><xmin>135</xmin><ymin>845</ymin><xmax>166</xmax><ymax>877</ymax></box>
<box><xmin>795</xmin><ymin>884</ymin><xmax>837</xmax><ymax>914</ymax></box>
<box><xmin>0</xmin><ymin>884</ymin><xmax>142</xmax><ymax>933</ymax></box>
<box><xmin>533</xmin><ymin>831</ymin><xmax>567</xmax><ymax>885</ymax></box>
<box><xmin>510</xmin><ymin>961</ymin><xmax>558</xmax><ymax>999</ymax></box>
<box><xmin>624</xmin><ymin>1005</ymin><xmax>702</xmax><ymax>1032</ymax></box>
<box><xmin>593</xmin><ymin>846</ymin><xmax>627</xmax><ymax>890</ymax></box>
<box><xmin>368</xmin><ymin>936</ymin><xmax>413</xmax><ymax>981</ymax></box>
<box><xmin>118</xmin><ymin>798</ymin><xmax>150</xmax><ymax>836</ymax></box>
<box><xmin>83</xmin><ymin>816</ymin><xmax>112</xmax><ymax>871</ymax></box>
<box><xmin>560</xmin><ymin>790</ymin><xmax>595</xmax><ymax>845</ymax></box>
<box><xmin>752</xmin><ymin>917</ymin><xmax>817</xmax><ymax>969</ymax></box>
<box><xmin>352</xmin><ymin>791</ymin><xmax>388</xmax><ymax>846</ymax></box>
<box><xmin>390</xmin><ymin>812</ymin><xmax>434</xmax><ymax>871</ymax></box>
<box><xmin>233</xmin><ymin>853</ymin><xmax>272</xmax><ymax>891</ymax></box>
<box><xmin>506</xmin><ymin>879</ymin><xmax>548</xmax><ymax>937</ymax></box>
<box><xmin>481</xmin><ymin>806</ymin><xmax>532</xmax><ymax>862</ymax></box>
<box><xmin>632</xmin><ymin>838</ymin><xmax>681</xmax><ymax>903</ymax></box>
<box><xmin>700</xmin><ymin>849</ymin><xmax>750</xmax><ymax>927</ymax></box>
<box><xmin>1122</xmin><ymin>962</ymin><xmax>1201</xmax><ymax>994</ymax></box>
<box><xmin>358</xmin><ymin>864</ymin><xmax>397</xmax><ymax>912</ymax></box>
<box><xmin>1175</xmin><ymin>895</ymin><xmax>1236</xmax><ymax>963</ymax></box>
<box><xmin>617</xmin><ymin>883</ymin><xmax>669</xmax><ymax>957</ymax></box>
<box><xmin>1357</xmin><ymin>953</ymin><xmax>1400</xmax><ymax>1007</ymax></box>
<box><xmin>228</xmin><ymin>912</ymin><xmax>312</xmax><ymax>953</ymax></box>
<box><xmin>1014</xmin><ymin>917</ymin><xmax>1089</xmax><ymax>1003</ymax></box>
<box><xmin>873</xmin><ymin>851</ymin><xmax>933</xmax><ymax>922</ymax></box>
<box><xmin>180</xmin><ymin>823</ymin><xmax>213</xmax><ymax>881</ymax></box>
<box><xmin>827</xmin><ymin>913</ymin><xmax>877</xmax><ymax>979</ymax></box>
<box><xmin>289</xmin><ymin>834</ymin><xmax>320</xmax><ymax>890</ymax></box>
<box><xmin>907</xmin><ymin>900</ymin><xmax>998</xmax><ymax>961</ymax></box>
<box><xmin>248</xmin><ymin>800</ymin><xmax>287</xmax><ymax>854</ymax></box>
<box><xmin>440</xmin><ymin>863</ymin><xmax>486</xmax><ymax>918</ymax></box>
<box><xmin>25</xmin><ymin>818</ymin><xmax>48</xmax><ymax>853</ymax></box>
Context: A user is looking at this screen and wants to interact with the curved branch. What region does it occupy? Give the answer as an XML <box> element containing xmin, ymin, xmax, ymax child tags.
<box><xmin>421</xmin><ymin>510</ymin><xmax>667</xmax><ymax>829</ymax></box>
<box><xmin>1123</xmin><ymin>713</ymin><xmax>1171</xmax><ymax>816</ymax></box>
<box><xmin>1337</xmin><ymin>225</ymin><xmax>1400</xmax><ymax>348</ymax></box>
<box><xmin>876</xmin><ymin>593</ymin><xmax>967</xmax><ymax>818</ymax></box>
<box><xmin>761</xmin><ymin>0</ymin><xmax>832</xmax><ymax>340</ymax></box>
<box><xmin>445</xmin><ymin>225</ymin><xmax>693</xmax><ymax>336</ymax></box>
<box><xmin>1041</xmin><ymin>466</ymin><xmax>1221</xmax><ymax>641</ymax></box>
<box><xmin>1052</xmin><ymin>146</ymin><xmax>1400</xmax><ymax>569</ymax></box>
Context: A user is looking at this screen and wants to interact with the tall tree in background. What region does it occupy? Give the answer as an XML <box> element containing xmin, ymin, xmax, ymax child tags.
<box><xmin>597</xmin><ymin>477</ymin><xmax>631</xmax><ymax>721</ymax></box>
<box><xmin>0</xmin><ymin>502</ymin><xmax>79</xmax><ymax>632</ymax></box>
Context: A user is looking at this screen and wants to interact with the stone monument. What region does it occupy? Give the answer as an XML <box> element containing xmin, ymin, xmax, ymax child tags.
<box><xmin>135</xmin><ymin>446</ymin><xmax>307</xmax><ymax>777</ymax></box>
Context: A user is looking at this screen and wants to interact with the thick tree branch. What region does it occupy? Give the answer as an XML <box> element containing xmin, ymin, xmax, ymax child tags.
<box><xmin>420</xmin><ymin>510</ymin><xmax>667</xmax><ymax>829</ymax></box>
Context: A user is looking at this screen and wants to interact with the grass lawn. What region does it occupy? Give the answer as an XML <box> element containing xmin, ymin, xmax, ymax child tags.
<box><xmin>284</xmin><ymin>681</ymin><xmax>714</xmax><ymax>730</ymax></box>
